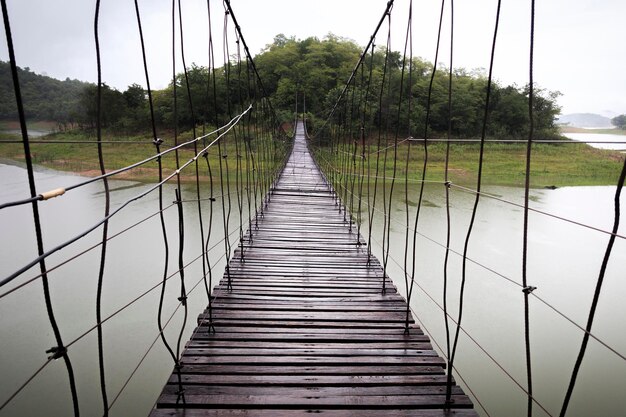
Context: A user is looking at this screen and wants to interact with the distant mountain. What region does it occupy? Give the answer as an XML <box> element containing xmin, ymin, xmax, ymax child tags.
<box><xmin>556</xmin><ymin>113</ymin><xmax>613</xmax><ymax>128</ymax></box>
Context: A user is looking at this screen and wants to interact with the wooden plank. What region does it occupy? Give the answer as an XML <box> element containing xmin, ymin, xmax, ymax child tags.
<box><xmin>167</xmin><ymin>374</ymin><xmax>452</xmax><ymax>386</ymax></box>
<box><xmin>173</xmin><ymin>365</ymin><xmax>445</xmax><ymax>376</ymax></box>
<box><xmin>160</xmin><ymin>385</ymin><xmax>464</xmax><ymax>397</ymax></box>
<box><xmin>148</xmin><ymin>122</ymin><xmax>477</xmax><ymax>416</ymax></box>
<box><xmin>179</xmin><ymin>355</ymin><xmax>446</xmax><ymax>366</ymax></box>
<box><xmin>181</xmin><ymin>348</ymin><xmax>438</xmax><ymax>356</ymax></box>
<box><xmin>156</xmin><ymin>394</ymin><xmax>474</xmax><ymax>408</ymax></box>
<box><xmin>151</xmin><ymin>410</ymin><xmax>479</xmax><ymax>417</ymax></box>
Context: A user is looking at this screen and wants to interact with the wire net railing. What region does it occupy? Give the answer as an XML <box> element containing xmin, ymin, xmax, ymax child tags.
<box><xmin>308</xmin><ymin>1</ymin><xmax>626</xmax><ymax>416</ymax></box>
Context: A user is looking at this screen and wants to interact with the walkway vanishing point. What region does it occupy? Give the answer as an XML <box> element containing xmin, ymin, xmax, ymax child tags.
<box><xmin>149</xmin><ymin>122</ymin><xmax>478</xmax><ymax>416</ymax></box>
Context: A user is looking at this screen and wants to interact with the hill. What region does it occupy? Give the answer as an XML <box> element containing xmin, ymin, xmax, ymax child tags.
<box><xmin>0</xmin><ymin>61</ymin><xmax>91</xmax><ymax>127</ymax></box>
<box><xmin>556</xmin><ymin>113</ymin><xmax>613</xmax><ymax>128</ymax></box>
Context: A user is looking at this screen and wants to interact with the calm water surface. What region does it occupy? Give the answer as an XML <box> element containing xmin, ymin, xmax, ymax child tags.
<box><xmin>1</xmin><ymin>162</ymin><xmax>625</xmax><ymax>416</ymax></box>
<box><xmin>563</xmin><ymin>132</ymin><xmax>626</xmax><ymax>151</ymax></box>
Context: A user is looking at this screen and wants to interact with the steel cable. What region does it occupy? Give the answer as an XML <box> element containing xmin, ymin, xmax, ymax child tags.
<box><xmin>443</xmin><ymin>0</ymin><xmax>455</xmax><ymax>406</ymax></box>
<box><xmin>522</xmin><ymin>1</ymin><xmax>537</xmax><ymax>415</ymax></box>
<box><xmin>0</xmin><ymin>111</ymin><xmax>250</xmax><ymax>288</ymax></box>
<box><xmin>448</xmin><ymin>1</ymin><xmax>502</xmax><ymax>401</ymax></box>
<box><xmin>328</xmin><ymin>173</ymin><xmax>626</xmax><ymax>363</ymax></box>
<box><xmin>0</xmin><ymin>2</ymin><xmax>80</xmax><ymax>415</ymax></box>
<box><xmin>93</xmin><ymin>1</ymin><xmax>110</xmax><ymax>412</ymax></box>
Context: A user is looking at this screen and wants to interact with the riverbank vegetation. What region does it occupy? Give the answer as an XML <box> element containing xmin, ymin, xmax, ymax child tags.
<box><xmin>1</xmin><ymin>35</ymin><xmax>624</xmax><ymax>187</ymax></box>
<box><xmin>1</xmin><ymin>128</ymin><xmax>622</xmax><ymax>187</ymax></box>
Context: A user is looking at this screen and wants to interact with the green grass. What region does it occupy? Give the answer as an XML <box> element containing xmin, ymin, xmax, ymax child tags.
<box><xmin>0</xmin><ymin>120</ymin><xmax>57</xmax><ymax>132</ymax></box>
<box><xmin>1</xmin><ymin>128</ymin><xmax>624</xmax><ymax>187</ymax></box>
<box><xmin>313</xmin><ymin>140</ymin><xmax>625</xmax><ymax>188</ymax></box>
<box><xmin>0</xmin><ymin>129</ymin><xmax>288</xmax><ymax>183</ymax></box>
<box><xmin>559</xmin><ymin>126</ymin><xmax>626</xmax><ymax>135</ymax></box>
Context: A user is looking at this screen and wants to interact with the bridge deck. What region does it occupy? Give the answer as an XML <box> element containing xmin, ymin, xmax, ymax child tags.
<box><xmin>149</xmin><ymin>123</ymin><xmax>478</xmax><ymax>416</ymax></box>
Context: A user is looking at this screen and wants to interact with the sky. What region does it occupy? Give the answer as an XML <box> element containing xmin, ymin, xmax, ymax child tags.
<box><xmin>1</xmin><ymin>0</ymin><xmax>625</xmax><ymax>117</ymax></box>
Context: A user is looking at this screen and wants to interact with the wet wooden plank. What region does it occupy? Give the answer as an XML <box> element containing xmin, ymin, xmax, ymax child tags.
<box><xmin>151</xmin><ymin>410</ymin><xmax>479</xmax><ymax>417</ymax></box>
<box><xmin>173</xmin><ymin>365</ymin><xmax>445</xmax><ymax>376</ymax></box>
<box><xmin>148</xmin><ymin>122</ymin><xmax>477</xmax><ymax>416</ymax></box>
<box><xmin>156</xmin><ymin>393</ymin><xmax>474</xmax><ymax>408</ymax></box>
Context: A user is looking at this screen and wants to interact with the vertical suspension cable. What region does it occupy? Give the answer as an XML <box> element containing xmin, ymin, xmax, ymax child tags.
<box><xmin>558</xmin><ymin>114</ymin><xmax>626</xmax><ymax>415</ymax></box>
<box><xmin>349</xmin><ymin>79</ymin><xmax>358</xmax><ymax>231</ymax></box>
<box><xmin>401</xmin><ymin>0</ymin><xmax>414</xmax><ymax>333</ymax></box>
<box><xmin>171</xmin><ymin>0</ymin><xmax>186</xmax><ymax>404</ymax></box>
<box><xmin>133</xmin><ymin>0</ymin><xmax>177</xmax><ymax>368</ymax></box>
<box><xmin>93</xmin><ymin>0</ymin><xmax>110</xmax><ymax>414</ymax></box>
<box><xmin>362</xmin><ymin>43</ymin><xmax>375</xmax><ymax>251</ymax></box>
<box><xmin>0</xmin><ymin>1</ymin><xmax>80</xmax><ymax>415</ymax></box>
<box><xmin>368</xmin><ymin>12</ymin><xmax>392</xmax><ymax>269</ymax></box>
<box><xmin>406</xmin><ymin>0</ymin><xmax>446</xmax><ymax>333</ymax></box>
<box><xmin>380</xmin><ymin>21</ymin><xmax>393</xmax><ymax>293</ymax></box>
<box><xmin>204</xmin><ymin>0</ymin><xmax>218</xmax><ymax>331</ymax></box>
<box><xmin>522</xmin><ymin>1</ymin><xmax>536</xmax><ymax>415</ymax></box>
<box><xmin>385</xmin><ymin>1</ymin><xmax>409</xmax><ymax>299</ymax></box>
<box><xmin>244</xmin><ymin>58</ymin><xmax>254</xmax><ymax>241</ymax></box>
<box><xmin>178</xmin><ymin>0</ymin><xmax>211</xmax><ymax>305</ymax></box>
<box><xmin>234</xmin><ymin>30</ymin><xmax>245</xmax><ymax>260</ymax></box>
<box><xmin>356</xmin><ymin>64</ymin><xmax>366</xmax><ymax>239</ymax></box>
<box><xmin>443</xmin><ymin>0</ymin><xmax>455</xmax><ymax>406</ymax></box>
<box><xmin>219</xmin><ymin>4</ymin><xmax>233</xmax><ymax>289</ymax></box>
<box><xmin>447</xmin><ymin>0</ymin><xmax>502</xmax><ymax>405</ymax></box>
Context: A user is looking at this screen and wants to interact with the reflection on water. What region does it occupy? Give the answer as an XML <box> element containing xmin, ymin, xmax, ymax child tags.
<box><xmin>0</xmin><ymin>163</ymin><xmax>625</xmax><ymax>417</ymax></box>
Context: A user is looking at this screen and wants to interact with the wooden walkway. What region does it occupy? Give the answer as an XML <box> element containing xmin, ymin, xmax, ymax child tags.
<box><xmin>149</xmin><ymin>122</ymin><xmax>478</xmax><ymax>416</ymax></box>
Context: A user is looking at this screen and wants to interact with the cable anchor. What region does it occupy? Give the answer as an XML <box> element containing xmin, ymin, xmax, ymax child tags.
<box><xmin>46</xmin><ymin>345</ymin><xmax>67</xmax><ymax>360</ymax></box>
<box><xmin>522</xmin><ymin>285</ymin><xmax>537</xmax><ymax>294</ymax></box>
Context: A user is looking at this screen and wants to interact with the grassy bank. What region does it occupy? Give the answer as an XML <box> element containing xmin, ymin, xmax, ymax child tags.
<box><xmin>0</xmin><ymin>129</ymin><xmax>285</xmax><ymax>183</ymax></box>
<box><xmin>314</xmin><ymin>140</ymin><xmax>625</xmax><ymax>187</ymax></box>
<box><xmin>1</xmin><ymin>129</ymin><xmax>624</xmax><ymax>187</ymax></box>
<box><xmin>559</xmin><ymin>125</ymin><xmax>626</xmax><ymax>135</ymax></box>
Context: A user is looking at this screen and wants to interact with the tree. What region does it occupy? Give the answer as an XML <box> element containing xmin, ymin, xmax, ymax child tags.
<box><xmin>77</xmin><ymin>83</ymin><xmax>126</xmax><ymax>129</ymax></box>
<box><xmin>612</xmin><ymin>114</ymin><xmax>626</xmax><ymax>129</ymax></box>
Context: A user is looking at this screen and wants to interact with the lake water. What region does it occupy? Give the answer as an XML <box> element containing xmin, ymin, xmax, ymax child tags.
<box><xmin>0</xmin><ymin>162</ymin><xmax>625</xmax><ymax>416</ymax></box>
<box><xmin>562</xmin><ymin>132</ymin><xmax>626</xmax><ymax>151</ymax></box>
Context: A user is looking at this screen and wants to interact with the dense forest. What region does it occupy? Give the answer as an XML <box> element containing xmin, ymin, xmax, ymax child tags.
<box><xmin>1</xmin><ymin>35</ymin><xmax>562</xmax><ymax>139</ymax></box>
<box><xmin>0</xmin><ymin>61</ymin><xmax>88</xmax><ymax>126</ymax></box>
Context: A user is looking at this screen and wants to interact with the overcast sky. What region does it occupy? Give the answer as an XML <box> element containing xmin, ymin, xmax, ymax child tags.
<box><xmin>1</xmin><ymin>0</ymin><xmax>624</xmax><ymax>116</ymax></box>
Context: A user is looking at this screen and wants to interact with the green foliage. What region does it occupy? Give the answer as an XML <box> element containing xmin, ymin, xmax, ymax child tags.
<box><xmin>611</xmin><ymin>114</ymin><xmax>626</xmax><ymax>129</ymax></box>
<box><xmin>255</xmin><ymin>34</ymin><xmax>362</xmax><ymax>120</ymax></box>
<box><xmin>0</xmin><ymin>61</ymin><xmax>88</xmax><ymax>128</ymax></box>
<box><xmin>2</xmin><ymin>33</ymin><xmax>562</xmax><ymax>141</ymax></box>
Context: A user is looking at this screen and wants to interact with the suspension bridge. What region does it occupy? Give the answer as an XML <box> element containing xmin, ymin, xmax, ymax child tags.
<box><xmin>1</xmin><ymin>0</ymin><xmax>625</xmax><ymax>416</ymax></box>
<box><xmin>148</xmin><ymin>121</ymin><xmax>476</xmax><ymax>415</ymax></box>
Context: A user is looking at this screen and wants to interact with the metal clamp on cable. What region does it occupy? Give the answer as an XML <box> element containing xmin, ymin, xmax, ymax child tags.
<box><xmin>178</xmin><ymin>295</ymin><xmax>187</xmax><ymax>306</ymax></box>
<box><xmin>522</xmin><ymin>285</ymin><xmax>537</xmax><ymax>294</ymax></box>
<box><xmin>39</xmin><ymin>188</ymin><xmax>66</xmax><ymax>201</ymax></box>
<box><xmin>444</xmin><ymin>181</ymin><xmax>451</xmax><ymax>188</ymax></box>
<box><xmin>46</xmin><ymin>345</ymin><xmax>67</xmax><ymax>360</ymax></box>
<box><xmin>153</xmin><ymin>137</ymin><xmax>163</xmax><ymax>146</ymax></box>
